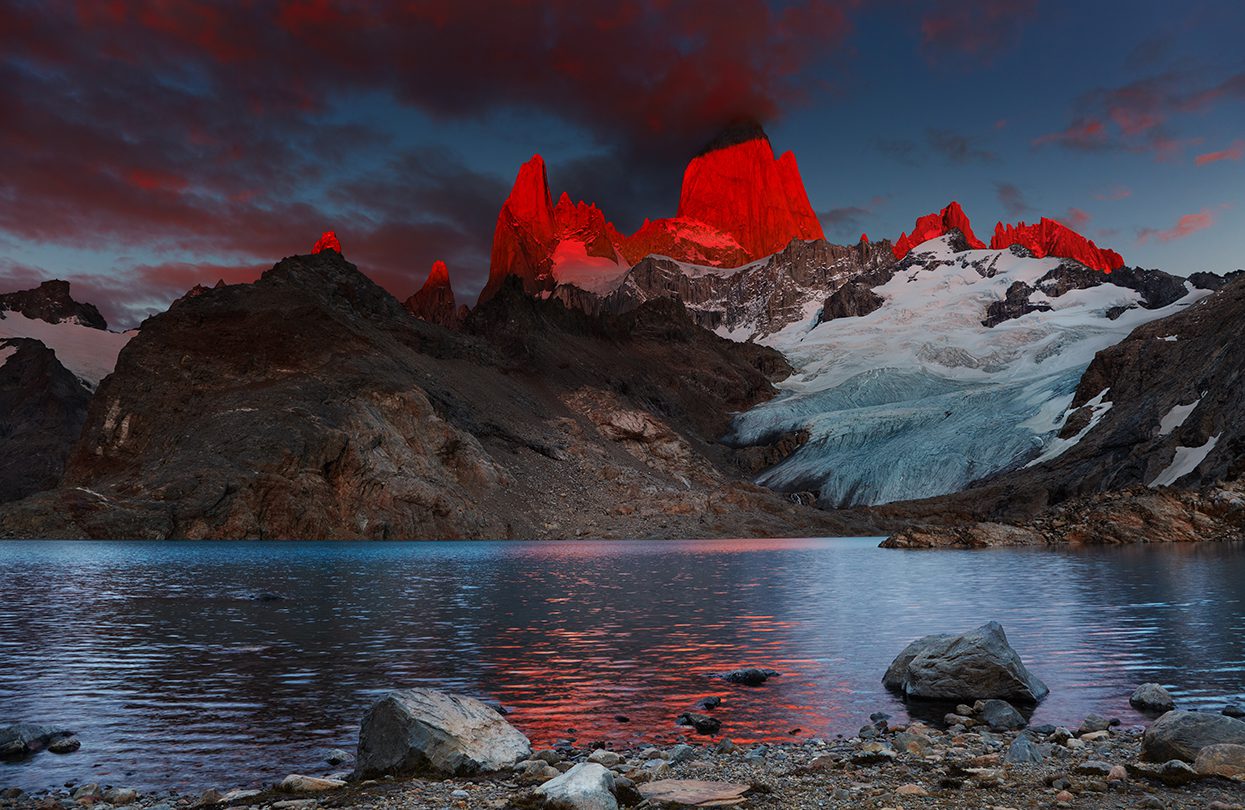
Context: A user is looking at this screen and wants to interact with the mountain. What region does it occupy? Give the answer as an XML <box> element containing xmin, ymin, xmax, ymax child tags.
<box><xmin>874</xmin><ymin>274</ymin><xmax>1245</xmax><ymax>547</ymax></box>
<box><xmin>0</xmin><ymin>280</ymin><xmax>131</xmax><ymax>388</ymax></box>
<box><xmin>991</xmin><ymin>218</ymin><xmax>1124</xmax><ymax>273</ymax></box>
<box><xmin>892</xmin><ymin>201</ymin><xmax>986</xmax><ymax>259</ymax></box>
<box><xmin>0</xmin><ymin>250</ymin><xmax>852</xmax><ymax>540</ymax></box>
<box><xmin>404</xmin><ymin>260</ymin><xmax>464</xmax><ymax>328</ymax></box>
<box><xmin>480</xmin><ymin>122</ymin><xmax>823</xmax><ymax>303</ymax></box>
<box><xmin>0</xmin><ymin>338</ymin><xmax>92</xmax><ymax>503</ymax></box>
<box><xmin>0</xmin><ymin>280</ymin><xmax>107</xmax><ymax>329</ymax></box>
<box><xmin>312</xmin><ymin>230</ymin><xmax>342</xmax><ymax>253</ymax></box>
<box><xmin>728</xmin><ymin>234</ymin><xmax>1218</xmax><ymax>508</ymax></box>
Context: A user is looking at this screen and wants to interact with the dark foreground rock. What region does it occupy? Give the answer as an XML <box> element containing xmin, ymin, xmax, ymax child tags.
<box><xmin>884</xmin><ymin>622</ymin><xmax>1049</xmax><ymax>704</ymax></box>
<box><xmin>354</xmin><ymin>689</ymin><xmax>531</xmax><ymax>778</ymax></box>
<box><xmin>1141</xmin><ymin>710</ymin><xmax>1245</xmax><ymax>763</ymax></box>
<box><xmin>721</xmin><ymin>668</ymin><xmax>779</xmax><ymax>686</ymax></box>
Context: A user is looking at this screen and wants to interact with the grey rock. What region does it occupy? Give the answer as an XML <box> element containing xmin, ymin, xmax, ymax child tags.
<box><xmin>1004</xmin><ymin>734</ymin><xmax>1045</xmax><ymax>764</ymax></box>
<box><xmin>719</xmin><ymin>668</ymin><xmax>779</xmax><ymax>686</ymax></box>
<box><xmin>1079</xmin><ymin>714</ymin><xmax>1111</xmax><ymax>735</ymax></box>
<box><xmin>1074</xmin><ymin>760</ymin><xmax>1114</xmax><ymax>776</ymax></box>
<box><xmin>1223</xmin><ymin>704</ymin><xmax>1245</xmax><ymax>719</ymax></box>
<box><xmin>666</xmin><ymin>744</ymin><xmax>695</xmax><ymax>764</ymax></box>
<box><xmin>279</xmin><ymin>775</ymin><xmax>345</xmax><ymax>793</ymax></box>
<box><xmin>1157</xmin><ymin>759</ymin><xmax>1200</xmax><ymax>786</ymax></box>
<box><xmin>884</xmin><ymin>622</ymin><xmax>1048</xmax><ymax>704</ymax></box>
<box><xmin>1193</xmin><ymin>743</ymin><xmax>1245</xmax><ymax>778</ymax></box>
<box><xmin>1130</xmin><ymin>683</ymin><xmax>1175</xmax><ymax>713</ymax></box>
<box><xmin>354</xmin><ymin>688</ymin><xmax>531</xmax><ymax>778</ymax></box>
<box><xmin>533</xmin><ymin>762</ymin><xmax>617</xmax><ymax>810</ymax></box>
<box><xmin>1141</xmin><ymin>710</ymin><xmax>1245</xmax><ymax>763</ymax></box>
<box><xmin>323</xmin><ymin>748</ymin><xmax>352</xmax><ymax>766</ymax></box>
<box><xmin>102</xmin><ymin>788</ymin><xmax>138</xmax><ymax>805</ymax></box>
<box><xmin>46</xmin><ymin>735</ymin><xmax>80</xmax><ymax>754</ymax></box>
<box><xmin>979</xmin><ymin>699</ymin><xmax>1027</xmax><ymax>731</ymax></box>
<box><xmin>675</xmin><ymin>713</ymin><xmax>721</xmax><ymax>735</ymax></box>
<box><xmin>0</xmin><ymin>723</ymin><xmax>77</xmax><ymax>759</ymax></box>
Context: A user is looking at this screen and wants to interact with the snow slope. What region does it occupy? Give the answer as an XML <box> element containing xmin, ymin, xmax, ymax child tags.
<box><xmin>729</xmin><ymin>236</ymin><xmax>1210</xmax><ymax>506</ymax></box>
<box><xmin>0</xmin><ymin>312</ymin><xmax>133</xmax><ymax>388</ymax></box>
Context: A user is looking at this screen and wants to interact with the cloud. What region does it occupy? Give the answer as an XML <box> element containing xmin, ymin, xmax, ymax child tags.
<box><xmin>0</xmin><ymin>1</ymin><xmax>856</xmax><ymax>319</ymax></box>
<box><xmin>818</xmin><ymin>195</ymin><xmax>889</xmax><ymax>240</ymax></box>
<box><xmin>926</xmin><ymin>129</ymin><xmax>997</xmax><ymax>165</ymax></box>
<box><xmin>919</xmin><ymin>0</ymin><xmax>1038</xmax><ymax>65</ymax></box>
<box><xmin>1195</xmin><ymin>139</ymin><xmax>1245</xmax><ymax>166</ymax></box>
<box><xmin>994</xmin><ymin>183</ymin><xmax>1030</xmax><ymax>219</ymax></box>
<box><xmin>1058</xmin><ymin>208</ymin><xmax>1091</xmax><ymax>230</ymax></box>
<box><xmin>873</xmin><ymin>138</ymin><xmax>922</xmax><ymax>166</ymax></box>
<box><xmin>1093</xmin><ymin>185</ymin><xmax>1133</xmax><ymax>201</ymax></box>
<box><xmin>1033</xmin><ymin>119</ymin><xmax>1110</xmax><ymax>151</ymax></box>
<box><xmin>1137</xmin><ymin>209</ymin><xmax>1217</xmax><ymax>243</ymax></box>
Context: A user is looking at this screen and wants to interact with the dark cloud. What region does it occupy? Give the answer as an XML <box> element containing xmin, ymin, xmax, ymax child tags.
<box><xmin>818</xmin><ymin>195</ymin><xmax>889</xmax><ymax>240</ymax></box>
<box><xmin>919</xmin><ymin>0</ymin><xmax>1038</xmax><ymax>65</ymax></box>
<box><xmin>994</xmin><ymin>182</ymin><xmax>1030</xmax><ymax>219</ymax></box>
<box><xmin>926</xmin><ymin>129</ymin><xmax>997</xmax><ymax>165</ymax></box>
<box><xmin>873</xmin><ymin>138</ymin><xmax>922</xmax><ymax>167</ymax></box>
<box><xmin>0</xmin><ymin>1</ymin><xmax>855</xmax><ymax>317</ymax></box>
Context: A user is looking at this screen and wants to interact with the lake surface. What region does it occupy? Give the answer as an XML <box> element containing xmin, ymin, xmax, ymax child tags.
<box><xmin>2</xmin><ymin>538</ymin><xmax>1244</xmax><ymax>792</ymax></box>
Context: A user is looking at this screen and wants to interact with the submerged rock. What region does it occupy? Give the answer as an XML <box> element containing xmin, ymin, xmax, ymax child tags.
<box><xmin>354</xmin><ymin>688</ymin><xmax>531</xmax><ymax>778</ymax></box>
<box><xmin>720</xmin><ymin>668</ymin><xmax>779</xmax><ymax>686</ymax></box>
<box><xmin>0</xmin><ymin>724</ymin><xmax>77</xmax><ymax>759</ymax></box>
<box><xmin>883</xmin><ymin>622</ymin><xmax>1048</xmax><ymax>704</ymax></box>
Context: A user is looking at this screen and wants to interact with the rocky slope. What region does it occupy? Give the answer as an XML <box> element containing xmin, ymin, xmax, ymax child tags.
<box><xmin>0</xmin><ymin>250</ymin><xmax>853</xmax><ymax>540</ymax></box>
<box><xmin>0</xmin><ymin>338</ymin><xmax>92</xmax><ymax>503</ymax></box>
<box><xmin>870</xmin><ymin>275</ymin><xmax>1245</xmax><ymax>546</ymax></box>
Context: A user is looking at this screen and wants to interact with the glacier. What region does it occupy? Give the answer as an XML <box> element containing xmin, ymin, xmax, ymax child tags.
<box><xmin>729</xmin><ymin>236</ymin><xmax>1211</xmax><ymax>507</ymax></box>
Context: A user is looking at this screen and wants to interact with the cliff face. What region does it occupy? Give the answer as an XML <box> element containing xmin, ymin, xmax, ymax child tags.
<box><xmin>892</xmin><ymin>201</ymin><xmax>986</xmax><ymax>259</ymax></box>
<box><xmin>404</xmin><ymin>261</ymin><xmax>463</xmax><ymax>329</ymax></box>
<box><xmin>0</xmin><ymin>250</ymin><xmax>851</xmax><ymax>540</ymax></box>
<box><xmin>991</xmin><ymin>218</ymin><xmax>1124</xmax><ymax>273</ymax></box>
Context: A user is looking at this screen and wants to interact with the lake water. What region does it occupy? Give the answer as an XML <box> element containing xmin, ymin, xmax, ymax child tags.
<box><xmin>2</xmin><ymin>538</ymin><xmax>1244</xmax><ymax>792</ymax></box>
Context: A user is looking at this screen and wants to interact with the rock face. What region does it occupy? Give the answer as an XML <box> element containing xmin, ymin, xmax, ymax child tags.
<box><xmin>481</xmin><ymin>155</ymin><xmax>560</xmax><ymax>302</ymax></box>
<box><xmin>892</xmin><ymin>202</ymin><xmax>986</xmax><ymax>259</ymax></box>
<box><xmin>312</xmin><ymin>231</ymin><xmax>342</xmax><ymax>254</ymax></box>
<box><xmin>1141</xmin><ymin>711</ymin><xmax>1245</xmax><ymax>763</ymax></box>
<box><xmin>404</xmin><ymin>261</ymin><xmax>462</xmax><ymax>328</ymax></box>
<box><xmin>0</xmin><ymin>338</ymin><xmax>92</xmax><ymax>503</ymax></box>
<box><xmin>991</xmin><ymin>218</ymin><xmax>1123</xmax><ymax>273</ymax></box>
<box><xmin>0</xmin><ymin>280</ymin><xmax>107</xmax><ymax>329</ymax></box>
<box><xmin>534</xmin><ymin>762</ymin><xmax>618</xmax><ymax>810</ymax></box>
<box><xmin>883</xmin><ymin>622</ymin><xmax>1049</xmax><ymax>704</ymax></box>
<box><xmin>669</xmin><ymin>120</ymin><xmax>824</xmax><ymax>260</ymax></box>
<box><xmin>0</xmin><ymin>251</ymin><xmax>856</xmax><ymax>540</ymax></box>
<box><xmin>354</xmin><ymin>689</ymin><xmax>531</xmax><ymax>778</ymax></box>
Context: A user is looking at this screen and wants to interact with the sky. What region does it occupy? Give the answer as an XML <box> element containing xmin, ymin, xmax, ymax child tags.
<box><xmin>2</xmin><ymin>0</ymin><xmax>1243</xmax><ymax>328</ymax></box>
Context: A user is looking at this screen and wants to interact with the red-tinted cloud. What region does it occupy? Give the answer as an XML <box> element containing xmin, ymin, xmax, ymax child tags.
<box><xmin>1137</xmin><ymin>209</ymin><xmax>1217</xmax><ymax>243</ymax></box>
<box><xmin>1058</xmin><ymin>208</ymin><xmax>1091</xmax><ymax>231</ymax></box>
<box><xmin>919</xmin><ymin>0</ymin><xmax>1038</xmax><ymax>65</ymax></box>
<box><xmin>1195</xmin><ymin>139</ymin><xmax>1245</xmax><ymax>166</ymax></box>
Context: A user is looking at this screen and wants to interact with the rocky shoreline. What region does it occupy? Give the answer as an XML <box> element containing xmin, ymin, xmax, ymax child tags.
<box><xmin>5</xmin><ymin>624</ymin><xmax>1244</xmax><ymax>810</ymax></box>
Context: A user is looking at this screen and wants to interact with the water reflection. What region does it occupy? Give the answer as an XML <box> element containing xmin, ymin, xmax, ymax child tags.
<box><xmin>0</xmin><ymin>539</ymin><xmax>1243</xmax><ymax>792</ymax></box>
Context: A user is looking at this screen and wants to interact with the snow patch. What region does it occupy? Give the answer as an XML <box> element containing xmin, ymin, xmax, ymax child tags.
<box><xmin>1024</xmin><ymin>388</ymin><xmax>1112</xmax><ymax>467</ymax></box>
<box><xmin>1150</xmin><ymin>434</ymin><xmax>1220</xmax><ymax>488</ymax></box>
<box><xmin>1161</xmin><ymin>335</ymin><xmax>1178</xmax><ymax>342</ymax></box>
<box><xmin>0</xmin><ymin>343</ymin><xmax>15</xmax><ymax>370</ymax></box>
<box><xmin>1158</xmin><ymin>397</ymin><xmax>1201</xmax><ymax>437</ymax></box>
<box><xmin>0</xmin><ymin>312</ymin><xmax>132</xmax><ymax>387</ymax></box>
<box><xmin>550</xmin><ymin>240</ymin><xmax>629</xmax><ymax>295</ymax></box>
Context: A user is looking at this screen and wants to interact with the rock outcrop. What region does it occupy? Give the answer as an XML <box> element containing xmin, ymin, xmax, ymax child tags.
<box><xmin>893</xmin><ymin>202</ymin><xmax>986</xmax><ymax>259</ymax></box>
<box><xmin>355</xmin><ymin>689</ymin><xmax>531</xmax><ymax>778</ymax></box>
<box><xmin>312</xmin><ymin>231</ymin><xmax>342</xmax><ymax>254</ymax></box>
<box><xmin>991</xmin><ymin>218</ymin><xmax>1123</xmax><ymax>273</ymax></box>
<box><xmin>0</xmin><ymin>338</ymin><xmax>92</xmax><ymax>503</ymax></box>
<box><xmin>883</xmin><ymin>622</ymin><xmax>1049</xmax><ymax>704</ymax></box>
<box><xmin>404</xmin><ymin>261</ymin><xmax>463</xmax><ymax>328</ymax></box>
<box><xmin>0</xmin><ymin>280</ymin><xmax>107</xmax><ymax>329</ymax></box>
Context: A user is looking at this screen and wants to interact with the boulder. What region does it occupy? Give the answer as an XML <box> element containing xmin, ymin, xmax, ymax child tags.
<box><xmin>534</xmin><ymin>762</ymin><xmax>617</xmax><ymax>810</ymax></box>
<box><xmin>1130</xmin><ymin>683</ymin><xmax>1176</xmax><ymax>713</ymax></box>
<box><xmin>979</xmin><ymin>699</ymin><xmax>1027</xmax><ymax>731</ymax></box>
<box><xmin>883</xmin><ymin>622</ymin><xmax>1048</xmax><ymax>704</ymax></box>
<box><xmin>676</xmin><ymin>713</ymin><xmax>721</xmax><ymax>735</ymax></box>
<box><xmin>278</xmin><ymin>775</ymin><xmax>344</xmax><ymax>793</ymax></box>
<box><xmin>720</xmin><ymin>668</ymin><xmax>779</xmax><ymax>686</ymax></box>
<box><xmin>1193</xmin><ymin>743</ymin><xmax>1245</xmax><ymax>779</ymax></box>
<box><xmin>354</xmin><ymin>689</ymin><xmax>531</xmax><ymax>778</ymax></box>
<box><xmin>638</xmin><ymin>780</ymin><xmax>749</xmax><ymax>807</ymax></box>
<box><xmin>1004</xmin><ymin>734</ymin><xmax>1044</xmax><ymax>764</ymax></box>
<box><xmin>0</xmin><ymin>724</ymin><xmax>76</xmax><ymax>759</ymax></box>
<box><xmin>1141</xmin><ymin>711</ymin><xmax>1245</xmax><ymax>763</ymax></box>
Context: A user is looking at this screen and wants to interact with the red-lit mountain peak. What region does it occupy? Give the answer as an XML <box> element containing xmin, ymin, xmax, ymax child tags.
<box><xmin>405</xmin><ymin>260</ymin><xmax>460</xmax><ymax>328</ymax></box>
<box><xmin>312</xmin><ymin>230</ymin><xmax>342</xmax><ymax>254</ymax></box>
<box><xmin>480</xmin><ymin>155</ymin><xmax>560</xmax><ymax>303</ymax></box>
<box><xmin>425</xmin><ymin>259</ymin><xmax>451</xmax><ymax>288</ymax></box>
<box><xmin>892</xmin><ymin>202</ymin><xmax>986</xmax><ymax>259</ymax></box>
<box><xmin>676</xmin><ymin>121</ymin><xmax>824</xmax><ymax>259</ymax></box>
<box><xmin>991</xmin><ymin>218</ymin><xmax>1124</xmax><ymax>273</ymax></box>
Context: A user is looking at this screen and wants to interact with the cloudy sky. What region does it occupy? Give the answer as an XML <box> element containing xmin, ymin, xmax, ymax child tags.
<box><xmin>2</xmin><ymin>0</ymin><xmax>1243</xmax><ymax>327</ymax></box>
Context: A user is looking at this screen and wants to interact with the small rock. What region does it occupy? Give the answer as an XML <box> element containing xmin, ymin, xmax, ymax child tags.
<box><xmin>47</xmin><ymin>736</ymin><xmax>81</xmax><ymax>754</ymax></box>
<box><xmin>713</xmin><ymin>738</ymin><xmax>737</xmax><ymax>755</ymax></box>
<box><xmin>70</xmin><ymin>785</ymin><xmax>101</xmax><ymax>801</ymax></box>
<box><xmin>1080</xmin><ymin>730</ymin><xmax>1110</xmax><ymax>742</ymax></box>
<box><xmin>720</xmin><ymin>668</ymin><xmax>779</xmax><ymax>686</ymax></box>
<box><xmin>675</xmin><ymin>713</ymin><xmax>720</xmax><ymax>735</ymax></box>
<box><xmin>1224</xmin><ymin>704</ymin><xmax>1245</xmax><ymax>719</ymax></box>
<box><xmin>587</xmin><ymin>750</ymin><xmax>622</xmax><ymax>767</ymax></box>
<box><xmin>1130</xmin><ymin>683</ymin><xmax>1176</xmax><ymax>713</ymax></box>
<box><xmin>895</xmin><ymin>783</ymin><xmax>927</xmax><ymax>796</ymax></box>
<box><xmin>101</xmin><ymin>789</ymin><xmax>137</xmax><ymax>805</ymax></box>
<box><xmin>1074</xmin><ymin>760</ymin><xmax>1114</xmax><ymax>776</ymax></box>
<box><xmin>1078</xmin><ymin>714</ymin><xmax>1111</xmax><ymax>735</ymax></box>
<box><xmin>534</xmin><ymin>749</ymin><xmax>563</xmax><ymax>765</ymax></box>
<box><xmin>194</xmin><ymin>789</ymin><xmax>223</xmax><ymax>807</ymax></box>
<box><xmin>534</xmin><ymin>763</ymin><xmax>618</xmax><ymax>810</ymax></box>
<box><xmin>666</xmin><ymin>744</ymin><xmax>695</xmax><ymax>765</ymax></box>
<box><xmin>1107</xmin><ymin>764</ymin><xmax>1127</xmax><ymax>781</ymax></box>
<box><xmin>1055</xmin><ymin>789</ymin><xmax>1074</xmax><ymax>803</ymax></box>
<box><xmin>279</xmin><ymin>775</ymin><xmax>345</xmax><ymax>793</ymax></box>
<box><xmin>979</xmin><ymin>699</ymin><xmax>1026</xmax><ymax>731</ymax></box>
<box><xmin>1157</xmin><ymin>759</ymin><xmax>1200</xmax><ymax>786</ymax></box>
<box><xmin>1003</xmin><ymin>735</ymin><xmax>1044</xmax><ymax>764</ymax></box>
<box><xmin>696</xmin><ymin>697</ymin><xmax>721</xmax><ymax>710</ymax></box>
<box><xmin>323</xmin><ymin>748</ymin><xmax>352</xmax><ymax>766</ymax></box>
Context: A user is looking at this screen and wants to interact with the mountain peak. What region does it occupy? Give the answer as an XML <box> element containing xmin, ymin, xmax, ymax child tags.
<box><xmin>425</xmin><ymin>260</ymin><xmax>451</xmax><ymax>288</ymax></box>
<box><xmin>991</xmin><ymin>218</ymin><xmax>1124</xmax><ymax>273</ymax></box>
<box><xmin>0</xmin><ymin>279</ymin><xmax>108</xmax><ymax>330</ymax></box>
<box><xmin>312</xmin><ymin>231</ymin><xmax>342</xmax><ymax>254</ymax></box>
<box><xmin>893</xmin><ymin>202</ymin><xmax>986</xmax><ymax>259</ymax></box>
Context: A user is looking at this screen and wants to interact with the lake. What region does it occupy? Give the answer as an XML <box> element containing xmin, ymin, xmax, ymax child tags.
<box><xmin>2</xmin><ymin>538</ymin><xmax>1244</xmax><ymax>792</ymax></box>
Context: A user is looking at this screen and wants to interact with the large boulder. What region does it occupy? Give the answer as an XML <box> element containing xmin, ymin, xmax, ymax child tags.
<box><xmin>1141</xmin><ymin>711</ymin><xmax>1245</xmax><ymax>763</ymax></box>
<box><xmin>534</xmin><ymin>762</ymin><xmax>618</xmax><ymax>810</ymax></box>
<box><xmin>1130</xmin><ymin>683</ymin><xmax>1176</xmax><ymax>713</ymax></box>
<box><xmin>1193</xmin><ymin>743</ymin><xmax>1245</xmax><ymax>779</ymax></box>
<box><xmin>883</xmin><ymin>622</ymin><xmax>1048</xmax><ymax>704</ymax></box>
<box><xmin>354</xmin><ymin>689</ymin><xmax>531</xmax><ymax>778</ymax></box>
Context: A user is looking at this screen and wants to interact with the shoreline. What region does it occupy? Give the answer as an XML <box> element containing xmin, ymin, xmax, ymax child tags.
<box><xmin>6</xmin><ymin>713</ymin><xmax>1245</xmax><ymax>810</ymax></box>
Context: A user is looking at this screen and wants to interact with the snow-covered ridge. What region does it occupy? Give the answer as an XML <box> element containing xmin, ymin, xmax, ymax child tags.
<box><xmin>728</xmin><ymin>235</ymin><xmax>1211</xmax><ymax>507</ymax></box>
<box><xmin>0</xmin><ymin>311</ymin><xmax>132</xmax><ymax>388</ymax></box>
